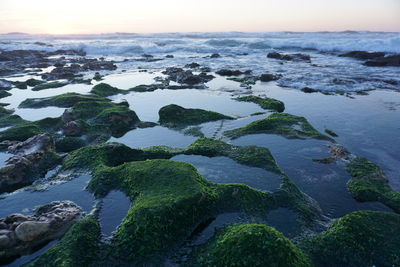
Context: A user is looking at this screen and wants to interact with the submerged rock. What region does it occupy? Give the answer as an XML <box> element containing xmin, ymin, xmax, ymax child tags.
<box><xmin>347</xmin><ymin>157</ymin><xmax>400</xmax><ymax>213</ymax></box>
<box><xmin>224</xmin><ymin>113</ymin><xmax>333</xmax><ymax>141</ymax></box>
<box><xmin>234</xmin><ymin>95</ymin><xmax>285</xmax><ymax>112</ymax></box>
<box><xmin>216</xmin><ymin>69</ymin><xmax>251</xmax><ymax>76</ymax></box>
<box><xmin>158</xmin><ymin>104</ymin><xmax>234</xmax><ymax>127</ymax></box>
<box><xmin>0</xmin><ymin>201</ymin><xmax>83</xmax><ymax>264</ymax></box>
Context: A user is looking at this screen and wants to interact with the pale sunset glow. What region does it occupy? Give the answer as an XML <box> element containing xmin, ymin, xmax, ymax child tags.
<box><xmin>0</xmin><ymin>0</ymin><xmax>399</xmax><ymax>34</ymax></box>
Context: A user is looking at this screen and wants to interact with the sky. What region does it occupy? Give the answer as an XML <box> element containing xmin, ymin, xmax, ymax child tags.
<box><xmin>0</xmin><ymin>0</ymin><xmax>399</xmax><ymax>34</ymax></box>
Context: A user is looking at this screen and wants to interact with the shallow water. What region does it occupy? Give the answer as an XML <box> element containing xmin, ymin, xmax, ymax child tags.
<box><xmin>99</xmin><ymin>190</ymin><xmax>131</xmax><ymax>238</ymax></box>
<box><xmin>172</xmin><ymin>155</ymin><xmax>282</xmax><ymax>192</ymax></box>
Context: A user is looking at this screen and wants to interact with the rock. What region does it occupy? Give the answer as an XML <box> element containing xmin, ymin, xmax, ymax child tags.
<box><xmin>259</xmin><ymin>73</ymin><xmax>280</xmax><ymax>82</ymax></box>
<box><xmin>165</xmin><ymin>55</ymin><xmax>174</xmax><ymax>58</ymax></box>
<box><xmin>210</xmin><ymin>53</ymin><xmax>221</xmax><ymax>58</ymax></box>
<box><xmin>63</xmin><ymin>121</ymin><xmax>84</xmax><ymax>136</ymax></box>
<box><xmin>162</xmin><ymin>67</ymin><xmax>214</xmax><ymax>84</ymax></box>
<box><xmin>216</xmin><ymin>69</ymin><xmax>251</xmax><ymax>76</ymax></box>
<box><xmin>15</xmin><ymin>221</ymin><xmax>50</xmax><ymax>242</ymax></box>
<box><xmin>267</xmin><ymin>52</ymin><xmax>311</xmax><ymax>62</ymax></box>
<box><xmin>0</xmin><ymin>234</ymin><xmax>10</xmax><ymax>247</ymax></box>
<box><xmin>0</xmin><ymin>201</ymin><xmax>83</xmax><ymax>261</ymax></box>
<box><xmin>329</xmin><ymin>145</ymin><xmax>349</xmax><ymax>160</ymax></box>
<box><xmin>364</xmin><ymin>54</ymin><xmax>400</xmax><ymax>67</ymax></box>
<box><xmin>339</xmin><ymin>51</ymin><xmax>385</xmax><ymax>60</ymax></box>
<box><xmin>8</xmin><ymin>133</ymin><xmax>55</xmax><ymax>155</ymax></box>
<box><xmin>301</xmin><ymin>87</ymin><xmax>320</xmax><ymax>93</ymax></box>
<box><xmin>0</xmin><ymin>134</ymin><xmax>60</xmax><ymax>193</ymax></box>
<box><xmin>185</xmin><ymin>62</ymin><xmax>200</xmax><ymax>68</ymax></box>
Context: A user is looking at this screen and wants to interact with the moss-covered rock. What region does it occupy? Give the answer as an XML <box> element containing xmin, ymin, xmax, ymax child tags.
<box><xmin>0</xmin><ymin>107</ymin><xmax>26</xmax><ymax>128</ymax></box>
<box><xmin>0</xmin><ymin>123</ymin><xmax>44</xmax><ymax>142</ymax></box>
<box><xmin>159</xmin><ymin>104</ymin><xmax>233</xmax><ymax>128</ymax></box>
<box><xmin>0</xmin><ymin>90</ymin><xmax>11</xmax><ymax>99</ymax></box>
<box><xmin>32</xmin><ymin>81</ymin><xmax>67</xmax><ymax>91</ymax></box>
<box><xmin>87</xmin><ymin>159</ymin><xmax>277</xmax><ymax>264</ymax></box>
<box><xmin>67</xmin><ymin>101</ymin><xmax>140</xmax><ymax>136</ymax></box>
<box><xmin>304</xmin><ymin>211</ymin><xmax>400</xmax><ymax>267</ymax></box>
<box><xmin>19</xmin><ymin>93</ymin><xmax>105</xmax><ymax>108</ymax></box>
<box><xmin>55</xmin><ymin>137</ymin><xmax>87</xmax><ymax>152</ymax></box>
<box><xmin>227</xmin><ymin>76</ymin><xmax>258</xmax><ymax>85</ymax></box>
<box><xmin>28</xmin><ymin>216</ymin><xmax>101</xmax><ymax>267</ymax></box>
<box><xmin>90</xmin><ymin>83</ymin><xmax>125</xmax><ymax>97</ymax></box>
<box><xmin>235</xmin><ymin>95</ymin><xmax>285</xmax><ymax>112</ymax></box>
<box><xmin>186</xmin><ymin>138</ymin><xmax>282</xmax><ymax>174</ymax></box>
<box><xmin>198</xmin><ymin>224</ymin><xmax>312</xmax><ymax>267</ymax></box>
<box><xmin>324</xmin><ymin>128</ymin><xmax>338</xmax><ymax>137</ymax></box>
<box><xmin>224</xmin><ymin>113</ymin><xmax>333</xmax><ymax>141</ymax></box>
<box><xmin>347</xmin><ymin>157</ymin><xmax>400</xmax><ymax>213</ymax></box>
<box><xmin>26</xmin><ymin>78</ymin><xmax>45</xmax><ymax>87</ymax></box>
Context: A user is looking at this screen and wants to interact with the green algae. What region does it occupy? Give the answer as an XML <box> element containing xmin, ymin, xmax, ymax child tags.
<box><xmin>159</xmin><ymin>104</ymin><xmax>234</xmax><ymax>128</ymax></box>
<box><xmin>29</xmin><ymin>216</ymin><xmax>101</xmax><ymax>267</ymax></box>
<box><xmin>324</xmin><ymin>128</ymin><xmax>338</xmax><ymax>137</ymax></box>
<box><xmin>227</xmin><ymin>77</ymin><xmax>257</xmax><ymax>85</ymax></box>
<box><xmin>87</xmin><ymin>159</ymin><xmax>277</xmax><ymax>264</ymax></box>
<box><xmin>0</xmin><ymin>123</ymin><xmax>44</xmax><ymax>142</ymax></box>
<box><xmin>303</xmin><ymin>211</ymin><xmax>400</xmax><ymax>267</ymax></box>
<box><xmin>347</xmin><ymin>157</ymin><xmax>400</xmax><ymax>213</ymax></box>
<box><xmin>0</xmin><ymin>91</ymin><xmax>11</xmax><ymax>99</ymax></box>
<box><xmin>90</xmin><ymin>83</ymin><xmax>125</xmax><ymax>97</ymax></box>
<box><xmin>224</xmin><ymin>113</ymin><xmax>333</xmax><ymax>141</ymax></box>
<box><xmin>235</xmin><ymin>95</ymin><xmax>285</xmax><ymax>112</ymax></box>
<box><xmin>19</xmin><ymin>93</ymin><xmax>105</xmax><ymax>108</ymax></box>
<box><xmin>198</xmin><ymin>224</ymin><xmax>312</xmax><ymax>267</ymax></box>
<box><xmin>0</xmin><ymin>107</ymin><xmax>26</xmax><ymax>128</ymax></box>
<box><xmin>185</xmin><ymin>138</ymin><xmax>282</xmax><ymax>174</ymax></box>
<box><xmin>32</xmin><ymin>81</ymin><xmax>67</xmax><ymax>91</ymax></box>
<box><xmin>55</xmin><ymin>137</ymin><xmax>87</xmax><ymax>152</ymax></box>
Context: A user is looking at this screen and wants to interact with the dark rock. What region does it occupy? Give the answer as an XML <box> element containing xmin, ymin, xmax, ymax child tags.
<box><xmin>165</xmin><ymin>55</ymin><xmax>174</xmax><ymax>58</ymax></box>
<box><xmin>339</xmin><ymin>51</ymin><xmax>386</xmax><ymax>60</ymax></box>
<box><xmin>185</xmin><ymin>62</ymin><xmax>200</xmax><ymax>68</ymax></box>
<box><xmin>47</xmin><ymin>49</ymin><xmax>86</xmax><ymax>57</ymax></box>
<box><xmin>216</xmin><ymin>69</ymin><xmax>251</xmax><ymax>76</ymax></box>
<box><xmin>267</xmin><ymin>52</ymin><xmax>311</xmax><ymax>62</ymax></box>
<box><xmin>210</xmin><ymin>53</ymin><xmax>221</xmax><ymax>58</ymax></box>
<box><xmin>259</xmin><ymin>73</ymin><xmax>280</xmax><ymax>82</ymax></box>
<box><xmin>163</xmin><ymin>67</ymin><xmax>214</xmax><ymax>84</ymax></box>
<box><xmin>301</xmin><ymin>87</ymin><xmax>320</xmax><ymax>93</ymax></box>
<box><xmin>364</xmin><ymin>54</ymin><xmax>400</xmax><ymax>67</ymax></box>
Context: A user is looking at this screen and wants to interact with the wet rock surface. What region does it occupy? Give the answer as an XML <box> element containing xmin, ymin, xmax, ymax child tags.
<box><xmin>0</xmin><ymin>201</ymin><xmax>83</xmax><ymax>263</ymax></box>
<box><xmin>162</xmin><ymin>67</ymin><xmax>214</xmax><ymax>84</ymax></box>
<box><xmin>0</xmin><ymin>134</ymin><xmax>60</xmax><ymax>193</ymax></box>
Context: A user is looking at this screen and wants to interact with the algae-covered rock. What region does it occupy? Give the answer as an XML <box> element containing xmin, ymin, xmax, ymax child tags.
<box><xmin>28</xmin><ymin>215</ymin><xmax>100</xmax><ymax>267</ymax></box>
<box><xmin>159</xmin><ymin>104</ymin><xmax>233</xmax><ymax>127</ymax></box>
<box><xmin>186</xmin><ymin>138</ymin><xmax>282</xmax><ymax>174</ymax></box>
<box><xmin>224</xmin><ymin>113</ymin><xmax>332</xmax><ymax>141</ymax></box>
<box><xmin>87</xmin><ymin>159</ymin><xmax>277</xmax><ymax>264</ymax></box>
<box><xmin>32</xmin><ymin>81</ymin><xmax>67</xmax><ymax>91</ymax></box>
<box><xmin>198</xmin><ymin>224</ymin><xmax>312</xmax><ymax>267</ymax></box>
<box><xmin>55</xmin><ymin>136</ymin><xmax>86</xmax><ymax>152</ymax></box>
<box><xmin>235</xmin><ymin>95</ymin><xmax>285</xmax><ymax>112</ymax></box>
<box><xmin>0</xmin><ymin>123</ymin><xmax>44</xmax><ymax>142</ymax></box>
<box><xmin>0</xmin><ymin>107</ymin><xmax>26</xmax><ymax>127</ymax></box>
<box><xmin>19</xmin><ymin>93</ymin><xmax>105</xmax><ymax>108</ymax></box>
<box><xmin>347</xmin><ymin>157</ymin><xmax>400</xmax><ymax>213</ymax></box>
<box><xmin>63</xmin><ymin>100</ymin><xmax>140</xmax><ymax>136</ymax></box>
<box><xmin>304</xmin><ymin>211</ymin><xmax>400</xmax><ymax>267</ymax></box>
<box><xmin>90</xmin><ymin>83</ymin><xmax>125</xmax><ymax>97</ymax></box>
